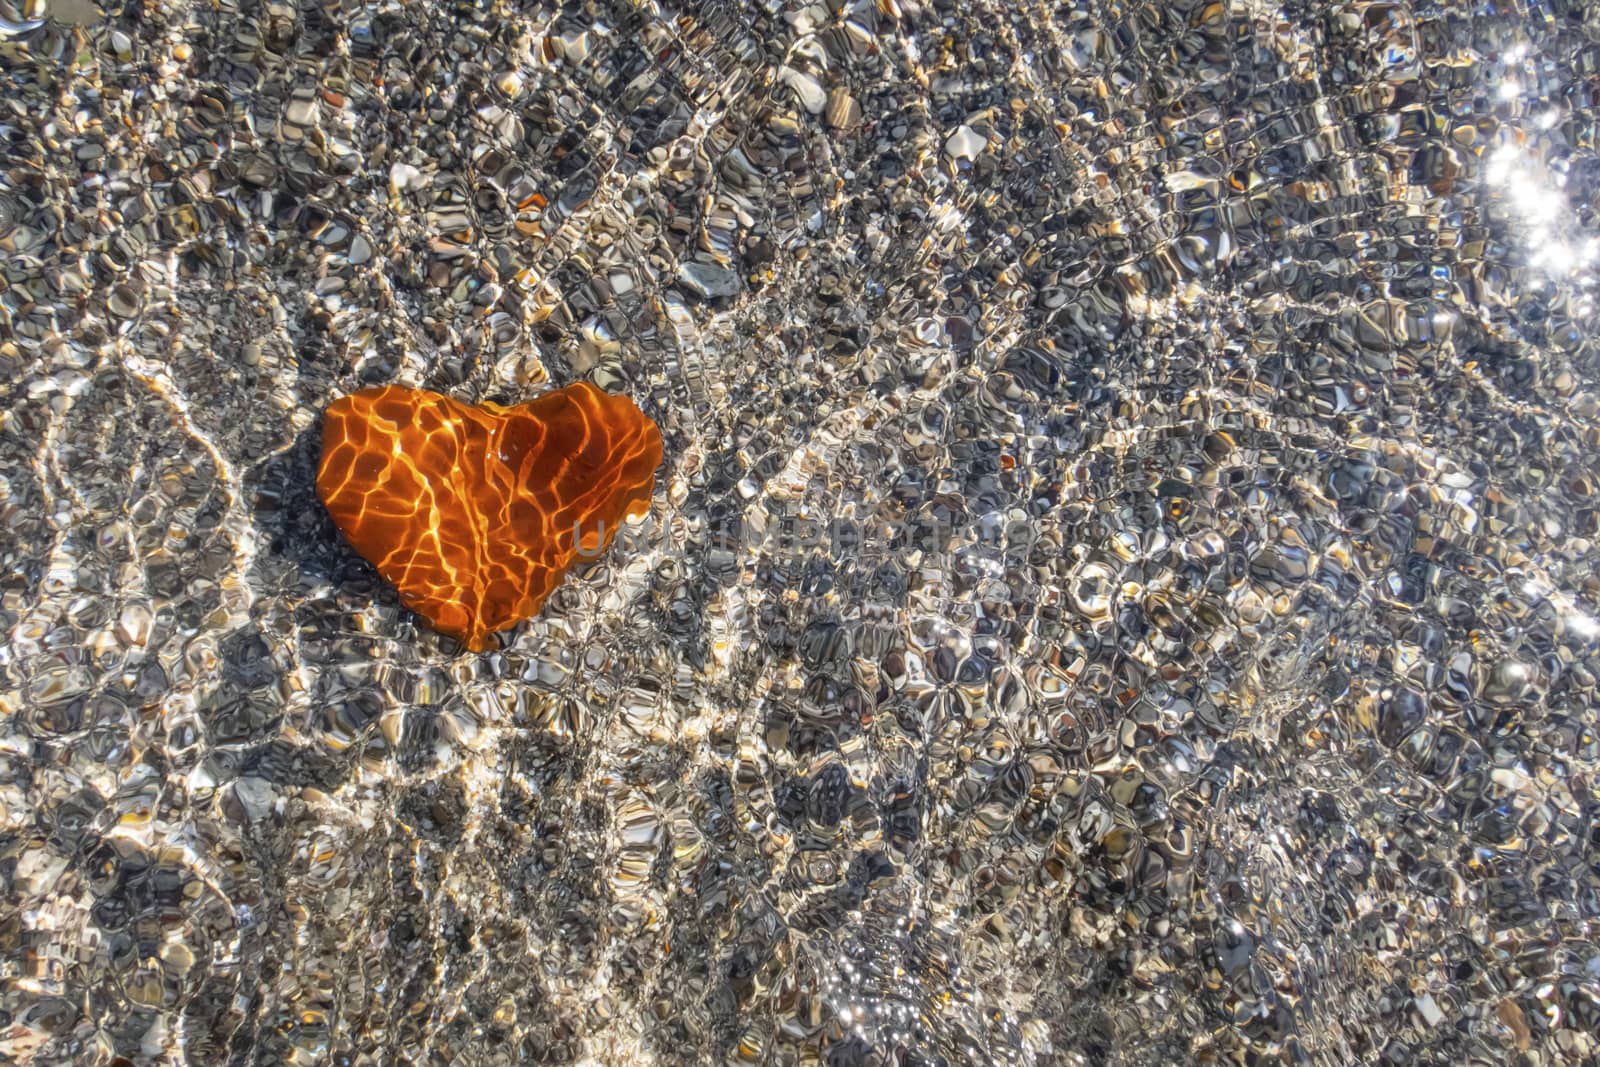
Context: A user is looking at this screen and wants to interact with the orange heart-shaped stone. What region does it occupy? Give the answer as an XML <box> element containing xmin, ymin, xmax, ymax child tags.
<box><xmin>316</xmin><ymin>381</ymin><xmax>663</xmax><ymax>650</ymax></box>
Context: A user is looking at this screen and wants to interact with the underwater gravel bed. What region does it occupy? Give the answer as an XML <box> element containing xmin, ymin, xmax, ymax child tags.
<box><xmin>2</xmin><ymin>0</ymin><xmax>1599</xmax><ymax>1063</ymax></box>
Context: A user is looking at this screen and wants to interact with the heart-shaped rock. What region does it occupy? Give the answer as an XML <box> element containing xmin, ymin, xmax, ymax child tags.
<box><xmin>317</xmin><ymin>381</ymin><xmax>663</xmax><ymax>650</ymax></box>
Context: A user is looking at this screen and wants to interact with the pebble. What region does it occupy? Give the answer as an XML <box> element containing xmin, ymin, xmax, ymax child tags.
<box><xmin>944</xmin><ymin>124</ymin><xmax>987</xmax><ymax>160</ymax></box>
<box><xmin>389</xmin><ymin>161</ymin><xmax>428</xmax><ymax>193</ymax></box>
<box><xmin>826</xmin><ymin>88</ymin><xmax>861</xmax><ymax>130</ymax></box>
<box><xmin>677</xmin><ymin>259</ymin><xmax>742</xmax><ymax>299</ymax></box>
<box><xmin>780</xmin><ymin>66</ymin><xmax>827</xmax><ymax>114</ymax></box>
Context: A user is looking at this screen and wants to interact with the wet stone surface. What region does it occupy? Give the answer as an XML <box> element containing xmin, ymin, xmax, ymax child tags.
<box><xmin>2</xmin><ymin>0</ymin><xmax>1600</xmax><ymax>1064</ymax></box>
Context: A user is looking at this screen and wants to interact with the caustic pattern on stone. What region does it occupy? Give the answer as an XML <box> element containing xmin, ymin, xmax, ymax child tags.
<box><xmin>317</xmin><ymin>381</ymin><xmax>663</xmax><ymax>650</ymax></box>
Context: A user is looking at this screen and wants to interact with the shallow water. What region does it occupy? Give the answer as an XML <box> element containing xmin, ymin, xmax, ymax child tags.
<box><xmin>2</xmin><ymin>0</ymin><xmax>1598</xmax><ymax>1063</ymax></box>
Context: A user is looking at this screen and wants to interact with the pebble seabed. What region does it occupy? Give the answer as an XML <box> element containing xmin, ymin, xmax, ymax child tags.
<box><xmin>3</xmin><ymin>0</ymin><xmax>1600</xmax><ymax>1064</ymax></box>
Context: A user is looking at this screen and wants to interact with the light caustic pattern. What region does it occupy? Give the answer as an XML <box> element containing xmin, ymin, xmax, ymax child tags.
<box><xmin>316</xmin><ymin>382</ymin><xmax>663</xmax><ymax>650</ymax></box>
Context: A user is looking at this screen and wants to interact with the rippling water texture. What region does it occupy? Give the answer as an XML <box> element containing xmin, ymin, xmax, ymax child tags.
<box><xmin>3</xmin><ymin>0</ymin><xmax>1599</xmax><ymax>1063</ymax></box>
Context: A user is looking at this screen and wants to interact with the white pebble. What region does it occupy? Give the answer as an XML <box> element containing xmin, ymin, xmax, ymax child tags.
<box><xmin>944</xmin><ymin>124</ymin><xmax>987</xmax><ymax>161</ymax></box>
